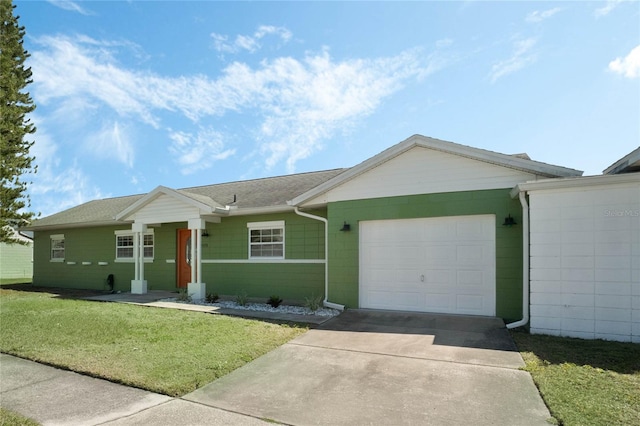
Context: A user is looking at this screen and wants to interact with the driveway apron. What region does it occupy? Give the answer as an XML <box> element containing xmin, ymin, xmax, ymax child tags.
<box><xmin>185</xmin><ymin>310</ymin><xmax>552</xmax><ymax>425</ymax></box>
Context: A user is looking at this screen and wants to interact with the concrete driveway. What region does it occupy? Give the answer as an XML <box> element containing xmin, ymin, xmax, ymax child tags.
<box><xmin>185</xmin><ymin>310</ymin><xmax>552</xmax><ymax>425</ymax></box>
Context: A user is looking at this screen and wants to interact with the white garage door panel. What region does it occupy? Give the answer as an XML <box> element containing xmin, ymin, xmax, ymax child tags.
<box><xmin>360</xmin><ymin>215</ymin><xmax>496</xmax><ymax>316</ymax></box>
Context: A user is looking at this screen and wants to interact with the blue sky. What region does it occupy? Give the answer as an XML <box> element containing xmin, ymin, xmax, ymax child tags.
<box><xmin>16</xmin><ymin>0</ymin><xmax>640</xmax><ymax>217</ymax></box>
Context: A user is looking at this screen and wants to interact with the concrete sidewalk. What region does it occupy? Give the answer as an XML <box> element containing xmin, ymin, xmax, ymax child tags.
<box><xmin>0</xmin><ymin>354</ymin><xmax>268</xmax><ymax>425</ymax></box>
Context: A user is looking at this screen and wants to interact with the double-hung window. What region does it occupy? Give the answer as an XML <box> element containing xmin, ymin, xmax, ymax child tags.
<box><xmin>50</xmin><ymin>234</ymin><xmax>65</xmax><ymax>261</ymax></box>
<box><xmin>115</xmin><ymin>230</ymin><xmax>154</xmax><ymax>261</ymax></box>
<box><xmin>247</xmin><ymin>221</ymin><xmax>284</xmax><ymax>259</ymax></box>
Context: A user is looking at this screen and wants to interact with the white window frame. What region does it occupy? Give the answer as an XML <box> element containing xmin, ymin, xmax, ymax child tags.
<box><xmin>247</xmin><ymin>220</ymin><xmax>285</xmax><ymax>260</ymax></box>
<box><xmin>114</xmin><ymin>229</ymin><xmax>154</xmax><ymax>263</ymax></box>
<box><xmin>50</xmin><ymin>234</ymin><xmax>65</xmax><ymax>262</ymax></box>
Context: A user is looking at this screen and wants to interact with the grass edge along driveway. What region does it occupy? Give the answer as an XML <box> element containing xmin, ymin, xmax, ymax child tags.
<box><xmin>511</xmin><ymin>330</ymin><xmax>640</xmax><ymax>426</ymax></box>
<box><xmin>0</xmin><ymin>287</ymin><xmax>307</xmax><ymax>397</ymax></box>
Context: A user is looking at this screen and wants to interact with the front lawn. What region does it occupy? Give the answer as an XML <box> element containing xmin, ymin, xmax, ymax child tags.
<box><xmin>0</xmin><ymin>286</ymin><xmax>306</xmax><ymax>396</ymax></box>
<box><xmin>512</xmin><ymin>330</ymin><xmax>640</xmax><ymax>426</ymax></box>
<box><xmin>0</xmin><ymin>407</ymin><xmax>39</xmax><ymax>426</ymax></box>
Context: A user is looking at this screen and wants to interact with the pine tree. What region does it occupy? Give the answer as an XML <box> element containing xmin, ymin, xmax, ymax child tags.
<box><xmin>0</xmin><ymin>0</ymin><xmax>37</xmax><ymax>244</ymax></box>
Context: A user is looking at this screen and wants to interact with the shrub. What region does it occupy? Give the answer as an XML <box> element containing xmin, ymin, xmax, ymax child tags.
<box><xmin>205</xmin><ymin>293</ymin><xmax>219</xmax><ymax>303</ymax></box>
<box><xmin>267</xmin><ymin>295</ymin><xmax>283</xmax><ymax>308</ymax></box>
<box><xmin>235</xmin><ymin>290</ymin><xmax>249</xmax><ymax>307</ymax></box>
<box><xmin>304</xmin><ymin>294</ymin><xmax>323</xmax><ymax>312</ymax></box>
<box><xmin>176</xmin><ymin>288</ymin><xmax>191</xmax><ymax>303</ymax></box>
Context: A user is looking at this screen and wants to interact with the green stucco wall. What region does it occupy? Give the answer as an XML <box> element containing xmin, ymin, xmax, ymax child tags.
<box><xmin>32</xmin><ymin>211</ymin><xmax>326</xmax><ymax>302</ymax></box>
<box><xmin>326</xmin><ymin>189</ymin><xmax>523</xmax><ymax>321</ymax></box>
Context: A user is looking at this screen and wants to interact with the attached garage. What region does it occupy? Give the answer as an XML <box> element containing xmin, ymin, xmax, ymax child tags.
<box><xmin>288</xmin><ymin>135</ymin><xmax>583</xmax><ymax>320</ymax></box>
<box><xmin>359</xmin><ymin>215</ymin><xmax>496</xmax><ymax>316</ymax></box>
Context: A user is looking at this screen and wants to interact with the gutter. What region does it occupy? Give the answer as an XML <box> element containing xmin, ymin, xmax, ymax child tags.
<box><xmin>506</xmin><ymin>190</ymin><xmax>530</xmax><ymax>329</ymax></box>
<box><xmin>293</xmin><ymin>206</ymin><xmax>345</xmax><ymax>311</ymax></box>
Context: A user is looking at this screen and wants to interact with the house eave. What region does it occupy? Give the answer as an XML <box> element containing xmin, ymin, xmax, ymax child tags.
<box><xmin>226</xmin><ymin>205</ymin><xmax>295</xmax><ymax>216</ymax></box>
<box><xmin>21</xmin><ymin>220</ymin><xmax>131</xmax><ymax>232</ymax></box>
<box><xmin>511</xmin><ymin>173</ymin><xmax>640</xmax><ymax>198</ymax></box>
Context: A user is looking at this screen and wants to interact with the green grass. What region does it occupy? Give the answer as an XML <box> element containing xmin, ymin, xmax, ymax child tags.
<box><xmin>0</xmin><ymin>287</ymin><xmax>307</xmax><ymax>397</ymax></box>
<box><xmin>512</xmin><ymin>330</ymin><xmax>640</xmax><ymax>426</ymax></box>
<box><xmin>0</xmin><ymin>408</ymin><xmax>39</xmax><ymax>426</ymax></box>
<box><xmin>0</xmin><ymin>279</ymin><xmax>32</xmax><ymax>285</ymax></box>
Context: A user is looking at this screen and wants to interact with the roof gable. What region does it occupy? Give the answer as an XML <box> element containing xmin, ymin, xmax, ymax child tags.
<box><xmin>114</xmin><ymin>186</ymin><xmax>228</xmax><ymax>222</ymax></box>
<box><xmin>290</xmin><ymin>135</ymin><xmax>583</xmax><ymax>206</ymax></box>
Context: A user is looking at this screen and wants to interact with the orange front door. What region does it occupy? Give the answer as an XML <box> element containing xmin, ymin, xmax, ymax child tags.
<box><xmin>177</xmin><ymin>229</ymin><xmax>192</xmax><ymax>288</ymax></box>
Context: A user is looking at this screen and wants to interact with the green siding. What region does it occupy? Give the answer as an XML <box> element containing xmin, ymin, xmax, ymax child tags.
<box><xmin>326</xmin><ymin>189</ymin><xmax>523</xmax><ymax>321</ymax></box>
<box><xmin>204</xmin><ymin>263</ymin><xmax>324</xmax><ymax>302</ymax></box>
<box><xmin>32</xmin><ymin>211</ymin><xmax>326</xmax><ymax>303</ymax></box>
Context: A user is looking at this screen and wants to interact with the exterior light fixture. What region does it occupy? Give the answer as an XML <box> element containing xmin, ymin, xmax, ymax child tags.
<box><xmin>201</xmin><ymin>230</ymin><xmax>209</xmax><ymax>237</ymax></box>
<box><xmin>340</xmin><ymin>222</ymin><xmax>351</xmax><ymax>232</ymax></box>
<box><xmin>502</xmin><ymin>214</ymin><xmax>517</xmax><ymax>226</ymax></box>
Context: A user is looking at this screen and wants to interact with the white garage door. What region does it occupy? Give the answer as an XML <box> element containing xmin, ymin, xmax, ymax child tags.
<box><xmin>360</xmin><ymin>215</ymin><xmax>496</xmax><ymax>316</ymax></box>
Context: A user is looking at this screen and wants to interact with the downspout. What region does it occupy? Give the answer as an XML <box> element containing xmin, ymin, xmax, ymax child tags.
<box><xmin>294</xmin><ymin>207</ymin><xmax>345</xmax><ymax>311</ymax></box>
<box><xmin>506</xmin><ymin>191</ymin><xmax>530</xmax><ymax>329</ymax></box>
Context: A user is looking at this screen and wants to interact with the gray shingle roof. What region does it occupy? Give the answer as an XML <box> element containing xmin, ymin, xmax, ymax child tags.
<box><xmin>25</xmin><ymin>169</ymin><xmax>346</xmax><ymax>230</ymax></box>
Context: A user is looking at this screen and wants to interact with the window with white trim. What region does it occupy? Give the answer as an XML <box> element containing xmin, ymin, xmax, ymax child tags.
<box><xmin>247</xmin><ymin>221</ymin><xmax>284</xmax><ymax>259</ymax></box>
<box><xmin>115</xmin><ymin>230</ymin><xmax>154</xmax><ymax>261</ymax></box>
<box><xmin>50</xmin><ymin>234</ymin><xmax>65</xmax><ymax>261</ymax></box>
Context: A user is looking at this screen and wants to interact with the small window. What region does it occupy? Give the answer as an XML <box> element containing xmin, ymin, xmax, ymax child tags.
<box><xmin>50</xmin><ymin>234</ymin><xmax>65</xmax><ymax>261</ymax></box>
<box><xmin>247</xmin><ymin>221</ymin><xmax>284</xmax><ymax>259</ymax></box>
<box><xmin>115</xmin><ymin>230</ymin><xmax>154</xmax><ymax>261</ymax></box>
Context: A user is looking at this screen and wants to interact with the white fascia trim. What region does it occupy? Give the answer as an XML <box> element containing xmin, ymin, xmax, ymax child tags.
<box><xmin>115</xmin><ymin>229</ymin><xmax>154</xmax><ymax>235</ymax></box>
<box><xmin>289</xmin><ymin>134</ymin><xmax>583</xmax><ymax>206</ymax></box>
<box><xmin>511</xmin><ymin>173</ymin><xmax>640</xmax><ymax>197</ymax></box>
<box><xmin>202</xmin><ymin>259</ymin><xmax>325</xmax><ymax>264</ymax></box>
<box><xmin>23</xmin><ymin>221</ymin><xmax>129</xmax><ymax>232</ymax></box>
<box><xmin>247</xmin><ymin>220</ymin><xmax>285</xmax><ymax>229</ymax></box>
<box><xmin>227</xmin><ymin>205</ymin><xmax>295</xmax><ymax>216</ymax></box>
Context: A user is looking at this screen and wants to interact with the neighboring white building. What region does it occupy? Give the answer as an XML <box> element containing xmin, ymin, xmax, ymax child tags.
<box><xmin>513</xmin><ymin>148</ymin><xmax>640</xmax><ymax>343</ymax></box>
<box><xmin>0</xmin><ymin>227</ymin><xmax>33</xmax><ymax>282</ymax></box>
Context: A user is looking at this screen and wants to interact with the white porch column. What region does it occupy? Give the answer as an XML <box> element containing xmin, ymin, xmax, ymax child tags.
<box><xmin>187</xmin><ymin>218</ymin><xmax>206</xmax><ymax>300</ymax></box>
<box><xmin>190</xmin><ymin>228</ymin><xmax>197</xmax><ymax>284</ymax></box>
<box><xmin>131</xmin><ymin>222</ymin><xmax>148</xmax><ymax>294</ymax></box>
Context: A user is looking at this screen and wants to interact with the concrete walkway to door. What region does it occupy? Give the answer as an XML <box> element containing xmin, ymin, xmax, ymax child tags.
<box><xmin>185</xmin><ymin>310</ymin><xmax>552</xmax><ymax>425</ymax></box>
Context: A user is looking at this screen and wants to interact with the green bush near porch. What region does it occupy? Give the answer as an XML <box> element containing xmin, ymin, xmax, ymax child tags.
<box><xmin>0</xmin><ymin>286</ymin><xmax>306</xmax><ymax>397</ymax></box>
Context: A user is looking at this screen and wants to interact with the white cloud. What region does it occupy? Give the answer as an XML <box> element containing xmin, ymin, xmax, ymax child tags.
<box><xmin>526</xmin><ymin>7</ymin><xmax>562</xmax><ymax>23</ymax></box>
<box><xmin>595</xmin><ymin>0</ymin><xmax>623</xmax><ymax>17</ymax></box>
<box><xmin>31</xmin><ymin>35</ymin><xmax>161</xmax><ymax>127</ymax></box>
<box><xmin>28</xmin><ymin>127</ymin><xmax>106</xmax><ymax>217</ymax></box>
<box><xmin>87</xmin><ymin>121</ymin><xmax>135</xmax><ymax>167</ymax></box>
<box><xmin>211</xmin><ymin>25</ymin><xmax>293</xmax><ymax>54</ymax></box>
<box><xmin>609</xmin><ymin>45</ymin><xmax>640</xmax><ymax>79</ymax></box>
<box><xmin>46</xmin><ymin>0</ymin><xmax>93</xmax><ymax>15</ymax></box>
<box><xmin>489</xmin><ymin>38</ymin><xmax>537</xmax><ymax>83</ymax></box>
<box><xmin>30</xmin><ymin>34</ymin><xmax>443</xmax><ymax>173</ymax></box>
<box><xmin>169</xmin><ymin>128</ymin><xmax>236</xmax><ymax>174</ymax></box>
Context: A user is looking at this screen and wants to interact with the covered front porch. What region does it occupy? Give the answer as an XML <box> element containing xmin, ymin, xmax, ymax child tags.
<box><xmin>114</xmin><ymin>186</ymin><xmax>230</xmax><ymax>299</ymax></box>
